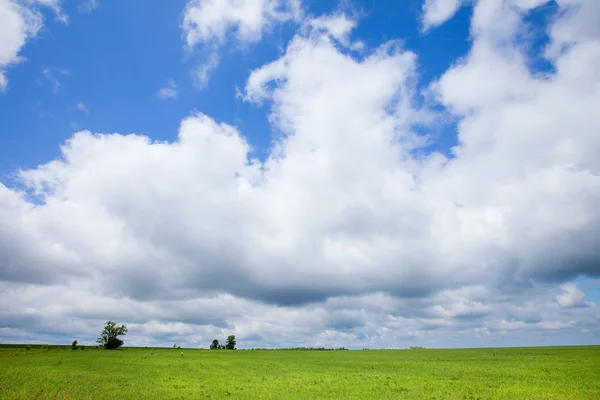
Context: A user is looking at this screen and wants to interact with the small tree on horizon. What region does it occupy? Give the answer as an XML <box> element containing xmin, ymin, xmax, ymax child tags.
<box><xmin>210</xmin><ymin>339</ymin><xmax>219</xmax><ymax>349</ymax></box>
<box><xmin>226</xmin><ymin>335</ymin><xmax>236</xmax><ymax>350</ymax></box>
<box><xmin>97</xmin><ymin>321</ymin><xmax>127</xmax><ymax>350</ymax></box>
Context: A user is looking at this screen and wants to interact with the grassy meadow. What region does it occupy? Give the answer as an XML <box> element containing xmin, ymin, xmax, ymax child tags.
<box><xmin>0</xmin><ymin>345</ymin><xmax>598</xmax><ymax>399</ymax></box>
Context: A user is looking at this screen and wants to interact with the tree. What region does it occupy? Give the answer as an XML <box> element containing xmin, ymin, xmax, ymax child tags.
<box><xmin>210</xmin><ymin>339</ymin><xmax>219</xmax><ymax>349</ymax></box>
<box><xmin>97</xmin><ymin>321</ymin><xmax>127</xmax><ymax>350</ymax></box>
<box><xmin>225</xmin><ymin>335</ymin><xmax>236</xmax><ymax>350</ymax></box>
<box><xmin>71</xmin><ymin>340</ymin><xmax>78</xmax><ymax>350</ymax></box>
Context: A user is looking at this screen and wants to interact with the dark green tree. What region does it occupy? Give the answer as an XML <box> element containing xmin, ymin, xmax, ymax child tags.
<box><xmin>225</xmin><ymin>335</ymin><xmax>236</xmax><ymax>350</ymax></box>
<box><xmin>97</xmin><ymin>321</ymin><xmax>128</xmax><ymax>350</ymax></box>
<box><xmin>210</xmin><ymin>339</ymin><xmax>219</xmax><ymax>349</ymax></box>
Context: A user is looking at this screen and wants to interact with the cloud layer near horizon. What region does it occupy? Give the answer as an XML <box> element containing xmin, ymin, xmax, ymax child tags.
<box><xmin>1</xmin><ymin>0</ymin><xmax>599</xmax><ymax>348</ymax></box>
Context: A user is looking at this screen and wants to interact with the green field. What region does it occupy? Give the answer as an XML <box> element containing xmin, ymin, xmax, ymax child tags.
<box><xmin>1</xmin><ymin>345</ymin><xmax>598</xmax><ymax>399</ymax></box>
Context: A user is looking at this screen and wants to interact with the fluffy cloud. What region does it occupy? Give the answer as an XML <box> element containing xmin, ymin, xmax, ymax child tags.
<box><xmin>0</xmin><ymin>0</ymin><xmax>43</xmax><ymax>91</ymax></box>
<box><xmin>556</xmin><ymin>283</ymin><xmax>591</xmax><ymax>308</ymax></box>
<box><xmin>1</xmin><ymin>0</ymin><xmax>599</xmax><ymax>347</ymax></box>
<box><xmin>0</xmin><ymin>0</ymin><xmax>68</xmax><ymax>91</ymax></box>
<box><xmin>421</xmin><ymin>0</ymin><xmax>465</xmax><ymax>30</ymax></box>
<box><xmin>182</xmin><ymin>0</ymin><xmax>302</xmax><ymax>47</ymax></box>
<box><xmin>182</xmin><ymin>0</ymin><xmax>301</xmax><ymax>89</ymax></box>
<box><xmin>430</xmin><ymin>0</ymin><xmax>600</xmax><ymax>283</ymax></box>
<box><xmin>1</xmin><ymin>281</ymin><xmax>597</xmax><ymax>348</ymax></box>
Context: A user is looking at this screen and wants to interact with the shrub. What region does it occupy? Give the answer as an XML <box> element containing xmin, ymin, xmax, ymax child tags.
<box><xmin>177</xmin><ymin>346</ymin><xmax>181</xmax><ymax>350</ymax></box>
<box><xmin>26</xmin><ymin>345</ymin><xmax>31</xmax><ymax>351</ymax></box>
<box><xmin>180</xmin><ymin>352</ymin><xmax>184</xmax><ymax>357</ymax></box>
<box><xmin>81</xmin><ymin>345</ymin><xmax>85</xmax><ymax>350</ymax></box>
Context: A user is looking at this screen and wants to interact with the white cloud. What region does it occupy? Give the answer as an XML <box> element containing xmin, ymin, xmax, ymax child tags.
<box><xmin>157</xmin><ymin>79</ymin><xmax>178</xmax><ymax>99</ymax></box>
<box><xmin>422</xmin><ymin>0</ymin><xmax>464</xmax><ymax>30</ymax></box>
<box><xmin>1</xmin><ymin>280</ymin><xmax>597</xmax><ymax>348</ymax></box>
<box><xmin>545</xmin><ymin>0</ymin><xmax>600</xmax><ymax>59</ymax></box>
<box><xmin>193</xmin><ymin>52</ymin><xmax>219</xmax><ymax>89</ymax></box>
<box><xmin>0</xmin><ymin>0</ymin><xmax>68</xmax><ymax>92</ymax></box>
<box><xmin>78</xmin><ymin>0</ymin><xmax>99</xmax><ymax>14</ymax></box>
<box><xmin>181</xmin><ymin>0</ymin><xmax>301</xmax><ymax>92</ymax></box>
<box><xmin>306</xmin><ymin>14</ymin><xmax>355</xmax><ymax>42</ymax></box>
<box><xmin>0</xmin><ymin>0</ymin><xmax>43</xmax><ymax>91</ymax></box>
<box><xmin>556</xmin><ymin>283</ymin><xmax>591</xmax><ymax>308</ymax></box>
<box><xmin>182</xmin><ymin>0</ymin><xmax>302</xmax><ymax>47</ymax></box>
<box><xmin>1</xmin><ymin>1</ymin><xmax>600</xmax><ymax>347</ymax></box>
<box><xmin>428</xmin><ymin>0</ymin><xmax>600</xmax><ymax>283</ymax></box>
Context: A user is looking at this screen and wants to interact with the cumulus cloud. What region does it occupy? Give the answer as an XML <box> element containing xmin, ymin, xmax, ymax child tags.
<box><xmin>1</xmin><ymin>0</ymin><xmax>600</xmax><ymax>347</ymax></box>
<box><xmin>157</xmin><ymin>79</ymin><xmax>178</xmax><ymax>99</ymax></box>
<box><xmin>429</xmin><ymin>0</ymin><xmax>600</xmax><ymax>283</ymax></box>
<box><xmin>305</xmin><ymin>14</ymin><xmax>355</xmax><ymax>41</ymax></box>
<box><xmin>0</xmin><ymin>0</ymin><xmax>68</xmax><ymax>92</ymax></box>
<box><xmin>182</xmin><ymin>0</ymin><xmax>302</xmax><ymax>47</ymax></box>
<box><xmin>181</xmin><ymin>0</ymin><xmax>301</xmax><ymax>89</ymax></box>
<box><xmin>0</xmin><ymin>0</ymin><xmax>43</xmax><ymax>91</ymax></box>
<box><xmin>422</xmin><ymin>0</ymin><xmax>465</xmax><ymax>30</ymax></box>
<box><xmin>556</xmin><ymin>283</ymin><xmax>591</xmax><ymax>308</ymax></box>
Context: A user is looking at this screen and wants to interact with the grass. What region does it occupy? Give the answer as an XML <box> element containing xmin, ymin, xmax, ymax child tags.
<box><xmin>0</xmin><ymin>345</ymin><xmax>598</xmax><ymax>399</ymax></box>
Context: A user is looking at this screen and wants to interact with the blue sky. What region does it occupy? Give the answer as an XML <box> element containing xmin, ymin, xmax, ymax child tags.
<box><xmin>0</xmin><ymin>0</ymin><xmax>472</xmax><ymax>172</ymax></box>
<box><xmin>0</xmin><ymin>0</ymin><xmax>599</xmax><ymax>348</ymax></box>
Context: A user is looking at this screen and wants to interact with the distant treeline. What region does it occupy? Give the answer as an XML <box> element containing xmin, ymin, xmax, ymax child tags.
<box><xmin>0</xmin><ymin>344</ymin><xmax>72</xmax><ymax>349</ymax></box>
<box><xmin>0</xmin><ymin>344</ymin><xmax>428</xmax><ymax>351</ymax></box>
<box><xmin>248</xmin><ymin>347</ymin><xmax>349</xmax><ymax>351</ymax></box>
<box><xmin>0</xmin><ymin>345</ymin><xmax>432</xmax><ymax>351</ymax></box>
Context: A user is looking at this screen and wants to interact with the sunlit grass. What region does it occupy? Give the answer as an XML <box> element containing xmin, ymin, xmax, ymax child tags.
<box><xmin>0</xmin><ymin>345</ymin><xmax>598</xmax><ymax>399</ymax></box>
